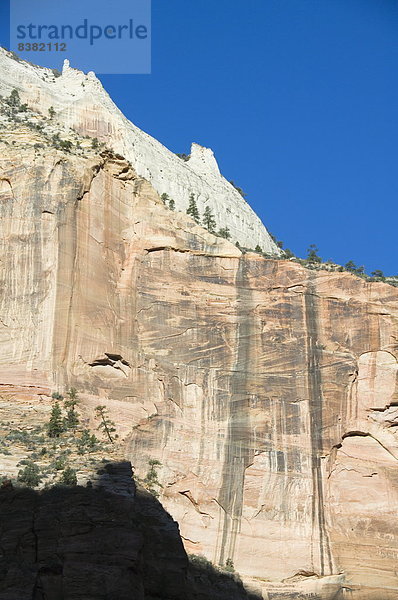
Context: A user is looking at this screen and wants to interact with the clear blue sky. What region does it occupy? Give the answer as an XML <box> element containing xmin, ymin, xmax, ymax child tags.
<box><xmin>1</xmin><ymin>1</ymin><xmax>397</xmax><ymax>274</ymax></box>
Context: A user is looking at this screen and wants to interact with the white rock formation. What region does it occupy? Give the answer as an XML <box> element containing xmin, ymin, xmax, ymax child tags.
<box><xmin>0</xmin><ymin>48</ymin><xmax>279</xmax><ymax>253</ymax></box>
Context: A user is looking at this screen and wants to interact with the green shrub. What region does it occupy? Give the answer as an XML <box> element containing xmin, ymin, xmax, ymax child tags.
<box><xmin>176</xmin><ymin>153</ymin><xmax>190</xmax><ymax>161</ymax></box>
<box><xmin>51</xmin><ymin>455</ymin><xmax>67</xmax><ymax>471</ymax></box>
<box><xmin>59</xmin><ymin>139</ymin><xmax>72</xmax><ymax>152</ymax></box>
<box><xmin>225</xmin><ymin>557</ymin><xmax>235</xmax><ymax>572</ymax></box>
<box><xmin>17</xmin><ymin>461</ymin><xmax>42</xmax><ymax>487</ymax></box>
<box><xmin>60</xmin><ymin>467</ymin><xmax>77</xmax><ymax>486</ymax></box>
<box><xmin>6</xmin><ymin>430</ymin><xmax>30</xmax><ymax>444</ymax></box>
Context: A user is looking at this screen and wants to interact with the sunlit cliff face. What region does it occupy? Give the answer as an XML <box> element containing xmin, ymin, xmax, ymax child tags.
<box><xmin>0</xmin><ymin>49</ymin><xmax>398</xmax><ymax>600</ymax></box>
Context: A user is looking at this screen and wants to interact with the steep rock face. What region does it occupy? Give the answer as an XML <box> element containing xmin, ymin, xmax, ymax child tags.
<box><xmin>1</xmin><ymin>125</ymin><xmax>398</xmax><ymax>599</ymax></box>
<box><xmin>0</xmin><ymin>49</ymin><xmax>279</xmax><ymax>253</ymax></box>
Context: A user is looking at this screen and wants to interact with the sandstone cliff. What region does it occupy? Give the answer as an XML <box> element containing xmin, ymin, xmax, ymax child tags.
<box><xmin>0</xmin><ymin>53</ymin><xmax>398</xmax><ymax>600</ymax></box>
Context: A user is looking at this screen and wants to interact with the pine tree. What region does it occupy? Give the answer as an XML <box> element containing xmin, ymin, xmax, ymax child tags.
<box><xmin>65</xmin><ymin>408</ymin><xmax>79</xmax><ymax>432</ymax></box>
<box><xmin>77</xmin><ymin>429</ymin><xmax>99</xmax><ymax>454</ymax></box>
<box><xmin>65</xmin><ymin>387</ymin><xmax>78</xmax><ymax>409</ymax></box>
<box><xmin>307</xmin><ymin>244</ymin><xmax>322</xmax><ymax>264</ymax></box>
<box><xmin>218</xmin><ymin>227</ymin><xmax>231</xmax><ymax>239</ymax></box>
<box><xmin>91</xmin><ymin>137</ymin><xmax>99</xmax><ymax>149</ymax></box>
<box><xmin>203</xmin><ymin>206</ymin><xmax>216</xmax><ymax>233</ymax></box>
<box><xmin>344</xmin><ymin>260</ymin><xmax>357</xmax><ymax>272</ymax></box>
<box><xmin>344</xmin><ymin>261</ymin><xmax>365</xmax><ymax>275</ymax></box>
<box><xmin>48</xmin><ymin>402</ymin><xmax>64</xmax><ymax>438</ymax></box>
<box><xmin>168</xmin><ymin>198</ymin><xmax>175</xmax><ymax>211</ymax></box>
<box><xmin>48</xmin><ymin>106</ymin><xmax>56</xmax><ymax>119</ymax></box>
<box><xmin>64</xmin><ymin>388</ymin><xmax>79</xmax><ymax>433</ymax></box>
<box><xmin>143</xmin><ymin>459</ymin><xmax>163</xmax><ymax>497</ymax></box>
<box><xmin>95</xmin><ymin>405</ymin><xmax>117</xmax><ymax>443</ymax></box>
<box><xmin>255</xmin><ymin>245</ymin><xmax>263</xmax><ymax>253</ymax></box>
<box><xmin>160</xmin><ymin>193</ymin><xmax>169</xmax><ymax>205</ymax></box>
<box><xmin>186</xmin><ymin>193</ymin><xmax>200</xmax><ymax>224</ymax></box>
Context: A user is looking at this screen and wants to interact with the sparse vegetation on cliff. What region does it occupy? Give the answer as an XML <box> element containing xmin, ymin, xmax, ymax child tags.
<box><xmin>258</xmin><ymin>241</ymin><xmax>395</xmax><ymax>285</ymax></box>
<box><xmin>0</xmin><ymin>92</ymin><xmax>109</xmax><ymax>160</ymax></box>
<box><xmin>0</xmin><ymin>386</ymin><xmax>119</xmax><ymax>490</ymax></box>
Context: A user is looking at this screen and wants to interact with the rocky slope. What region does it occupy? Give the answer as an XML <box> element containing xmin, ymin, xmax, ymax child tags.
<box><xmin>0</xmin><ymin>53</ymin><xmax>398</xmax><ymax>600</ymax></box>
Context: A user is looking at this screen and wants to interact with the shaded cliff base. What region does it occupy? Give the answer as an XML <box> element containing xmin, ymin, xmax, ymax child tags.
<box><xmin>0</xmin><ymin>462</ymin><xmax>261</xmax><ymax>600</ymax></box>
<box><xmin>2</xmin><ymin>464</ymin><xmax>393</xmax><ymax>600</ymax></box>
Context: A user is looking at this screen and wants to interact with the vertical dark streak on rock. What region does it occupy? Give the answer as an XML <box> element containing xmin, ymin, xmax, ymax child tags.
<box><xmin>218</xmin><ymin>258</ymin><xmax>253</xmax><ymax>565</ymax></box>
<box><xmin>52</xmin><ymin>168</ymin><xmax>79</xmax><ymax>388</ymax></box>
<box><xmin>304</xmin><ymin>280</ymin><xmax>333</xmax><ymax>575</ymax></box>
